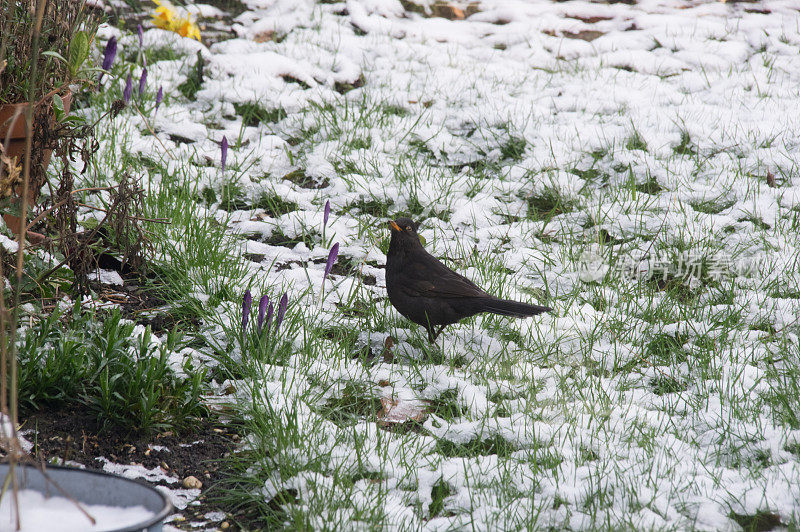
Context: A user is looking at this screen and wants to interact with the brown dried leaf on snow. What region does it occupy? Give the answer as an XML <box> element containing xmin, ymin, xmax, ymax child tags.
<box><xmin>378</xmin><ymin>396</ymin><xmax>427</xmax><ymax>426</ymax></box>
<box><xmin>253</xmin><ymin>30</ymin><xmax>274</xmax><ymax>43</ymax></box>
<box><xmin>766</xmin><ymin>171</ymin><xmax>776</xmax><ymax>188</ymax></box>
<box><xmin>401</xmin><ymin>1</ymin><xmax>480</xmax><ymax>20</ymax></box>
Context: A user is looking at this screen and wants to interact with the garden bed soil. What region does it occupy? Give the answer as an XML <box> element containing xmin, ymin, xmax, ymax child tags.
<box><xmin>17</xmin><ymin>407</ymin><xmax>243</xmax><ymax>530</ymax></box>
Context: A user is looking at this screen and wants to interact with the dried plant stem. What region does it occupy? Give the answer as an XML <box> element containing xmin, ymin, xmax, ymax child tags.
<box><xmin>0</xmin><ymin>248</ymin><xmax>8</xmax><ymax>418</ymax></box>
<box><xmin>24</xmin><ymin>186</ymin><xmax>116</xmax><ymax>231</ymax></box>
<box><xmin>75</xmin><ymin>202</ymin><xmax>169</xmax><ymax>224</ymax></box>
<box><xmin>1</xmin><ymin>2</ymin><xmax>46</xmax><ymax>528</ymax></box>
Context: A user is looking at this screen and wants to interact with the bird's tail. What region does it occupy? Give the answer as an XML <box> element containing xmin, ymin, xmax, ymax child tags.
<box><xmin>478</xmin><ymin>298</ymin><xmax>551</xmax><ymax>318</ymax></box>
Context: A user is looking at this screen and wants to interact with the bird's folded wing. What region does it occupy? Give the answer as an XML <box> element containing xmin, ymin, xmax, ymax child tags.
<box><xmin>400</xmin><ymin>257</ymin><xmax>488</xmax><ymax>299</ymax></box>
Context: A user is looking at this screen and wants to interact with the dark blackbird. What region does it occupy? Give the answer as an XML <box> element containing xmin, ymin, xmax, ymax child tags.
<box><xmin>385</xmin><ymin>217</ymin><xmax>551</xmax><ymax>343</ymax></box>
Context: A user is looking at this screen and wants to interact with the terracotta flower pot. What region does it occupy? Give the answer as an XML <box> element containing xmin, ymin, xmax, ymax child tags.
<box><xmin>0</xmin><ymin>91</ymin><xmax>72</xmax><ymax>240</ymax></box>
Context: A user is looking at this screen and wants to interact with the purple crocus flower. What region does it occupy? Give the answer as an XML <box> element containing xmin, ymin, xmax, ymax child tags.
<box><xmin>137</xmin><ymin>24</ymin><xmax>144</xmax><ymax>47</ymax></box>
<box><xmin>242</xmin><ymin>289</ymin><xmax>252</xmax><ymax>331</ymax></box>
<box><xmin>221</xmin><ymin>136</ymin><xmax>228</xmax><ymax>172</ymax></box>
<box><xmin>257</xmin><ymin>295</ymin><xmax>269</xmax><ymax>332</ymax></box>
<box><xmin>102</xmin><ymin>36</ymin><xmax>117</xmax><ymax>71</ymax></box>
<box><xmin>323</xmin><ymin>242</ymin><xmax>339</xmax><ymax>283</ymax></box>
<box><xmin>155</xmin><ymin>86</ymin><xmax>163</xmax><ymax>110</ymax></box>
<box><xmin>274</xmin><ymin>293</ymin><xmax>288</xmax><ymax>332</ymax></box>
<box><xmin>99</xmin><ymin>36</ymin><xmax>117</xmax><ymax>82</ymax></box>
<box><xmin>138</xmin><ymin>68</ymin><xmax>147</xmax><ymax>96</ymax></box>
<box><xmin>323</xmin><ymin>200</ymin><xmax>330</xmax><ymax>227</ymax></box>
<box><xmin>123</xmin><ymin>73</ymin><xmax>133</xmax><ymax>103</ymax></box>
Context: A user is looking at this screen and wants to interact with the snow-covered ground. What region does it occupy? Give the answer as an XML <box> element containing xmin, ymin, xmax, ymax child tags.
<box><xmin>87</xmin><ymin>0</ymin><xmax>800</xmax><ymax>529</ymax></box>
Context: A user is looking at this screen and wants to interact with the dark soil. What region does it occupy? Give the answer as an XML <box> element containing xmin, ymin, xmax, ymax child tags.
<box><xmin>19</xmin><ymin>406</ymin><xmax>243</xmax><ymax>530</ymax></box>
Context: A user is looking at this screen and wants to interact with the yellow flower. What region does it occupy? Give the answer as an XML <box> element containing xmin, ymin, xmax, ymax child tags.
<box><xmin>151</xmin><ymin>0</ymin><xmax>174</xmax><ymax>28</ymax></box>
<box><xmin>150</xmin><ymin>0</ymin><xmax>201</xmax><ymax>42</ymax></box>
<box><xmin>178</xmin><ymin>19</ymin><xmax>201</xmax><ymax>41</ymax></box>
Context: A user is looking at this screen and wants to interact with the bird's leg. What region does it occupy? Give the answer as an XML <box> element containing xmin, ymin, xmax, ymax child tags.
<box><xmin>427</xmin><ymin>325</ymin><xmax>446</xmax><ymax>344</ymax></box>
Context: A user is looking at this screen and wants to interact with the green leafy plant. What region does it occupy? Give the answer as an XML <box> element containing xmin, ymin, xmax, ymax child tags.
<box><xmin>16</xmin><ymin>303</ymin><xmax>208</xmax><ymax>434</ymax></box>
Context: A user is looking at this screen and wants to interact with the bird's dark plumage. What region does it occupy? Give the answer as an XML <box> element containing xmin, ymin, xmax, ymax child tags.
<box><xmin>385</xmin><ymin>217</ymin><xmax>550</xmax><ymax>343</ymax></box>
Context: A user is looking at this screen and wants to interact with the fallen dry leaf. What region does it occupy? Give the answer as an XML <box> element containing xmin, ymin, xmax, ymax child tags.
<box><xmin>253</xmin><ymin>30</ymin><xmax>274</xmax><ymax>43</ymax></box>
<box><xmin>766</xmin><ymin>171</ymin><xmax>776</xmax><ymax>188</ymax></box>
<box><xmin>0</xmin><ymin>153</ymin><xmax>21</xmax><ymax>198</ymax></box>
<box><xmin>402</xmin><ymin>1</ymin><xmax>477</xmax><ymax>20</ymax></box>
<box><xmin>431</xmin><ymin>3</ymin><xmax>465</xmax><ymax>20</ymax></box>
<box><xmin>381</xmin><ymin>336</ymin><xmax>395</xmax><ymax>362</ymax></box>
<box><xmin>544</xmin><ymin>29</ymin><xmax>605</xmax><ymax>42</ymax></box>
<box><xmin>565</xmin><ymin>14</ymin><xmax>613</xmax><ymax>23</ymax></box>
<box><xmin>378</xmin><ymin>396</ymin><xmax>427</xmax><ymax>426</ymax></box>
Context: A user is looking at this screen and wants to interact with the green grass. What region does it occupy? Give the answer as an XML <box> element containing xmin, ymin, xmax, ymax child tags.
<box><xmin>234</xmin><ymin>102</ymin><xmax>288</xmax><ymax>127</ymax></box>
<box><xmin>13</xmin><ymin>15</ymin><xmax>800</xmax><ymax>532</ymax></box>
<box><xmin>435</xmin><ymin>434</ymin><xmax>516</xmax><ymax>458</ymax></box>
<box><xmin>691</xmin><ymin>198</ymin><xmax>735</xmax><ymax>214</ymax></box>
<box><xmin>177</xmin><ymin>51</ymin><xmax>205</xmax><ymax>100</ymax></box>
<box><xmin>525</xmin><ymin>187</ymin><xmax>577</xmax><ymax>221</ymax></box>
<box><xmin>316</xmin><ymin>382</ymin><xmax>384</xmax><ymax>427</ymax></box>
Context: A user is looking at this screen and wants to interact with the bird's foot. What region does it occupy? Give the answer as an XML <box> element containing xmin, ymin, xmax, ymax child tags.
<box><xmin>427</xmin><ymin>325</ymin><xmax>446</xmax><ymax>344</ymax></box>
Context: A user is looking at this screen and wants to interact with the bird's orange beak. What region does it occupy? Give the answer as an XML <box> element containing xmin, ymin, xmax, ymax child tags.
<box><xmin>389</xmin><ymin>220</ymin><xmax>401</xmax><ymax>232</ymax></box>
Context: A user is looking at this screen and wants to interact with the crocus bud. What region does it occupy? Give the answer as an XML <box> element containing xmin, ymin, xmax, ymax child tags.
<box><xmin>258</xmin><ymin>295</ymin><xmax>269</xmax><ymax>332</ymax></box>
<box><xmin>242</xmin><ymin>289</ymin><xmax>252</xmax><ymax>331</ymax></box>
<box><xmin>323</xmin><ymin>243</ymin><xmax>339</xmax><ymax>283</ymax></box>
<box><xmin>323</xmin><ymin>200</ymin><xmax>330</xmax><ymax>227</ymax></box>
<box><xmin>138</xmin><ymin>68</ymin><xmax>147</xmax><ymax>96</ymax></box>
<box><xmin>102</xmin><ymin>36</ymin><xmax>117</xmax><ymax>71</ymax></box>
<box><xmin>137</xmin><ymin>24</ymin><xmax>144</xmax><ymax>47</ymax></box>
<box><xmin>123</xmin><ymin>73</ymin><xmax>132</xmax><ymax>103</ymax></box>
<box><xmin>264</xmin><ymin>303</ymin><xmax>274</xmax><ymax>336</ymax></box>
<box><xmin>221</xmin><ymin>136</ymin><xmax>228</xmax><ymax>172</ymax></box>
<box><xmin>274</xmin><ymin>293</ymin><xmax>288</xmax><ymax>332</ymax></box>
<box><xmin>155</xmin><ymin>86</ymin><xmax>163</xmax><ymax>110</ymax></box>
<box><xmin>99</xmin><ymin>36</ymin><xmax>117</xmax><ymax>83</ymax></box>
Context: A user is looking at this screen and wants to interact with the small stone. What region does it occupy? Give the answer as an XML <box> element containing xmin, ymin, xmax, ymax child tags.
<box><xmin>243</xmin><ymin>253</ymin><xmax>265</xmax><ymax>264</ymax></box>
<box><xmin>183</xmin><ymin>475</ymin><xmax>203</xmax><ymax>489</ymax></box>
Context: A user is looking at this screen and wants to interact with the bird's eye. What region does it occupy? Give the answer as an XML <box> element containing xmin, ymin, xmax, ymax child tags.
<box><xmin>405</xmin><ymin>225</ymin><xmax>412</xmax><ymax>231</ymax></box>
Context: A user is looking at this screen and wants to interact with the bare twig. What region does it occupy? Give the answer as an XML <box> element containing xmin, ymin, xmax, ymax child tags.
<box><xmin>25</xmin><ymin>186</ymin><xmax>116</xmax><ymax>231</ymax></box>
<box><xmin>75</xmin><ymin>202</ymin><xmax>169</xmax><ymax>224</ymax></box>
